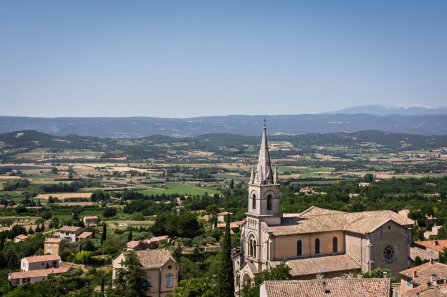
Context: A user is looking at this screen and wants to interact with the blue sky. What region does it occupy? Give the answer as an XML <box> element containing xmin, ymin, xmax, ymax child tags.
<box><xmin>0</xmin><ymin>1</ymin><xmax>446</xmax><ymax>117</ymax></box>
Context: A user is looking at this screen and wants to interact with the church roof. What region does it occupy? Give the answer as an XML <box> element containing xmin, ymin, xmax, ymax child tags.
<box><xmin>269</xmin><ymin>207</ymin><xmax>414</xmax><ymax>236</ymax></box>
<box><xmin>261</xmin><ymin>278</ymin><xmax>391</xmax><ymax>297</ymax></box>
<box><xmin>275</xmin><ymin>254</ymin><xmax>360</xmax><ymax>277</ymax></box>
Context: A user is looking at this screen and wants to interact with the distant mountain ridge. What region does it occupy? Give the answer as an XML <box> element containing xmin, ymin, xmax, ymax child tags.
<box><xmin>324</xmin><ymin>104</ymin><xmax>447</xmax><ymax>116</ymax></box>
<box><xmin>0</xmin><ymin>114</ymin><xmax>446</xmax><ymax>137</ymax></box>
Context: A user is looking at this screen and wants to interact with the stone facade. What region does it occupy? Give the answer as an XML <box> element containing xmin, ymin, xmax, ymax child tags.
<box><xmin>233</xmin><ymin>126</ymin><xmax>414</xmax><ymax>290</ymax></box>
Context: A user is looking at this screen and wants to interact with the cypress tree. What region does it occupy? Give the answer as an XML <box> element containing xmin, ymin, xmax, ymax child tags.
<box><xmin>128</xmin><ymin>228</ymin><xmax>133</xmax><ymax>242</ymax></box>
<box><xmin>101</xmin><ymin>223</ymin><xmax>107</xmax><ymax>243</ymax></box>
<box><xmin>218</xmin><ymin>213</ymin><xmax>234</xmax><ymax>297</ymax></box>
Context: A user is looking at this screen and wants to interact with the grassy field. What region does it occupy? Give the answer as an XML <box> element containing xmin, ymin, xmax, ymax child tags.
<box><xmin>137</xmin><ymin>182</ymin><xmax>219</xmax><ymax>196</ymax></box>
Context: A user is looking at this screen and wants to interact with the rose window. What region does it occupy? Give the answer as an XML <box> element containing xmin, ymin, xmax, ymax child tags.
<box><xmin>383</xmin><ymin>244</ymin><xmax>396</xmax><ymax>262</ymax></box>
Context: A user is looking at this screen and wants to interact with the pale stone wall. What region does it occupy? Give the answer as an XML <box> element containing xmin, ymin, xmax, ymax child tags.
<box><xmin>273</xmin><ymin>231</ymin><xmax>345</xmax><ymax>259</ymax></box>
<box><xmin>370</xmin><ymin>220</ymin><xmax>411</xmax><ymax>277</ymax></box>
<box><xmin>345</xmin><ymin>232</ymin><xmax>367</xmax><ymax>271</ymax></box>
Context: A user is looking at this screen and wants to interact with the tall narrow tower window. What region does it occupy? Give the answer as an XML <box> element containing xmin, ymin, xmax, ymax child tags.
<box><xmin>252</xmin><ymin>194</ymin><xmax>256</xmax><ymax>210</ymax></box>
<box><xmin>267</xmin><ymin>194</ymin><xmax>272</xmax><ymax>210</ymax></box>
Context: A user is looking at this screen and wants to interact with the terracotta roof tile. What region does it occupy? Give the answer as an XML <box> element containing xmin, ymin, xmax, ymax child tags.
<box><xmin>126</xmin><ymin>241</ymin><xmax>140</xmax><ymax>248</ymax></box>
<box><xmin>9</xmin><ymin>267</ymin><xmax>70</xmax><ymax>280</ymax></box>
<box><xmin>45</xmin><ymin>238</ymin><xmax>63</xmax><ymax>244</ymax></box>
<box><xmin>269</xmin><ymin>207</ymin><xmax>414</xmax><ymax>236</ymax></box>
<box><xmin>83</xmin><ymin>216</ymin><xmax>98</xmax><ymax>220</ymax></box>
<box><xmin>400</xmin><ymin>262</ymin><xmax>447</xmax><ymax>286</ymax></box>
<box><xmin>24</xmin><ymin>254</ymin><xmax>60</xmax><ymax>263</ymax></box>
<box><xmin>274</xmin><ymin>254</ymin><xmax>361</xmax><ymax>277</ymax></box>
<box><xmin>415</xmin><ymin>240</ymin><xmax>447</xmax><ymax>253</ymax></box>
<box><xmin>135</xmin><ymin>248</ymin><xmax>174</xmax><ymax>268</ymax></box>
<box><xmin>262</xmin><ymin>278</ymin><xmax>391</xmax><ymax>297</ymax></box>
<box><xmin>15</xmin><ymin>234</ymin><xmax>28</xmax><ymax>240</ymax></box>
<box><xmin>77</xmin><ymin>232</ymin><xmax>92</xmax><ymax>239</ymax></box>
<box><xmin>59</xmin><ymin>226</ymin><xmax>83</xmax><ymax>232</ymax></box>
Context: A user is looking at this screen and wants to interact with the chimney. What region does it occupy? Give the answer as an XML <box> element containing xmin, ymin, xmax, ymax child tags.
<box><xmin>431</xmin><ymin>274</ymin><xmax>437</xmax><ymax>286</ymax></box>
<box><xmin>430</xmin><ymin>258</ymin><xmax>434</xmax><ymax>265</ymax></box>
<box><xmin>413</xmin><ymin>270</ymin><xmax>417</xmax><ymax>278</ymax></box>
<box><xmin>435</xmin><ymin>240</ymin><xmax>439</xmax><ymax>245</ymax></box>
<box><xmin>383</xmin><ymin>271</ymin><xmax>388</xmax><ymax>278</ymax></box>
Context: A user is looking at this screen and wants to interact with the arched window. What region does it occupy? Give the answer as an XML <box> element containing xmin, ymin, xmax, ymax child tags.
<box><xmin>167</xmin><ymin>275</ymin><xmax>173</xmax><ymax>288</ymax></box>
<box><xmin>248</xmin><ymin>235</ymin><xmax>256</xmax><ymax>258</ymax></box>
<box><xmin>252</xmin><ymin>194</ymin><xmax>256</xmax><ymax>210</ymax></box>
<box><xmin>333</xmin><ymin>237</ymin><xmax>338</xmax><ymax>253</ymax></box>
<box><xmin>297</xmin><ymin>240</ymin><xmax>302</xmax><ymax>256</ymax></box>
<box><xmin>267</xmin><ymin>194</ymin><xmax>272</xmax><ymax>210</ymax></box>
<box><xmin>315</xmin><ymin>238</ymin><xmax>320</xmax><ymax>254</ymax></box>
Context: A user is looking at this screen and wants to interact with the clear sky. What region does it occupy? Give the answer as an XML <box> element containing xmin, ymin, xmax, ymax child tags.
<box><xmin>0</xmin><ymin>1</ymin><xmax>446</xmax><ymax>118</ymax></box>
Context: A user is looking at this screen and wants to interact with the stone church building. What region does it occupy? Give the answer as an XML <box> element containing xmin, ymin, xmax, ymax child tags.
<box><xmin>233</xmin><ymin>125</ymin><xmax>414</xmax><ymax>290</ymax></box>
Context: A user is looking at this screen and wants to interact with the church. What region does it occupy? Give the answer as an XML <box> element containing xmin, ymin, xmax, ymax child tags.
<box><xmin>233</xmin><ymin>125</ymin><xmax>414</xmax><ymax>290</ymax></box>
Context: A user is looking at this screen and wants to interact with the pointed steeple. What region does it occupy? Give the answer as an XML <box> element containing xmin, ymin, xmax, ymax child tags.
<box><xmin>249</xmin><ymin>167</ymin><xmax>255</xmax><ymax>184</ymax></box>
<box><xmin>254</xmin><ymin>123</ymin><xmax>273</xmax><ymax>185</ymax></box>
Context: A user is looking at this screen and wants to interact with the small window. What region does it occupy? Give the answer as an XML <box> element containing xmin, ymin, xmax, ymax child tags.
<box><xmin>297</xmin><ymin>240</ymin><xmax>302</xmax><ymax>256</ymax></box>
<box><xmin>168</xmin><ymin>265</ymin><xmax>172</xmax><ymax>270</ymax></box>
<box><xmin>145</xmin><ymin>277</ymin><xmax>151</xmax><ymax>284</ymax></box>
<box><xmin>315</xmin><ymin>238</ymin><xmax>320</xmax><ymax>254</ymax></box>
<box><xmin>333</xmin><ymin>237</ymin><xmax>338</xmax><ymax>253</ymax></box>
<box><xmin>167</xmin><ymin>275</ymin><xmax>173</xmax><ymax>288</ymax></box>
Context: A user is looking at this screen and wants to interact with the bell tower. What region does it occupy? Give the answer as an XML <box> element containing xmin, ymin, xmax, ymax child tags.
<box><xmin>247</xmin><ymin>123</ymin><xmax>281</xmax><ymax>226</ymax></box>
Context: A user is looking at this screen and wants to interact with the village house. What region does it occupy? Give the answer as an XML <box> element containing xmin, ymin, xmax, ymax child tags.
<box><xmin>398</xmin><ymin>261</ymin><xmax>447</xmax><ymax>296</ymax></box>
<box><xmin>233</xmin><ymin>126</ymin><xmax>414</xmax><ymax>289</ymax></box>
<box><xmin>216</xmin><ymin>220</ymin><xmax>244</xmax><ymax>234</ymax></box>
<box><xmin>82</xmin><ymin>216</ymin><xmax>99</xmax><ymax>227</ymax></box>
<box><xmin>112</xmin><ymin>248</ymin><xmax>178</xmax><ymax>297</ymax></box>
<box><xmin>424</xmin><ymin>225</ymin><xmax>442</xmax><ymax>239</ymax></box>
<box><xmin>9</xmin><ymin>267</ymin><xmax>71</xmax><ymax>285</ymax></box>
<box><xmin>21</xmin><ymin>254</ymin><xmax>60</xmax><ymax>271</ymax></box>
<box><xmin>259</xmin><ymin>278</ymin><xmax>392</xmax><ymax>297</ymax></box>
<box><xmin>44</xmin><ymin>238</ymin><xmax>65</xmax><ymax>255</ymax></box>
<box><xmin>58</xmin><ymin>226</ymin><xmax>84</xmax><ymax>242</ymax></box>
<box><xmin>299</xmin><ymin>187</ymin><xmax>315</xmax><ymax>194</ymax></box>
<box><xmin>411</xmin><ymin>240</ymin><xmax>447</xmax><ymax>262</ymax></box>
<box><xmin>217</xmin><ymin>212</ymin><xmax>233</xmax><ymax>223</ymax></box>
<box><xmin>14</xmin><ymin>234</ymin><xmax>28</xmax><ymax>243</ymax></box>
<box><xmin>77</xmin><ymin>231</ymin><xmax>93</xmax><ymax>240</ymax></box>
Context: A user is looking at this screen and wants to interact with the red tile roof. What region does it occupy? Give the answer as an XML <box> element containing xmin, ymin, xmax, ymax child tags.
<box><xmin>24</xmin><ymin>254</ymin><xmax>60</xmax><ymax>263</ymax></box>
<box><xmin>415</xmin><ymin>240</ymin><xmax>447</xmax><ymax>253</ymax></box>
<box><xmin>262</xmin><ymin>279</ymin><xmax>391</xmax><ymax>297</ymax></box>
<box><xmin>400</xmin><ymin>261</ymin><xmax>447</xmax><ymax>286</ymax></box>
<box><xmin>59</xmin><ymin>226</ymin><xmax>83</xmax><ymax>232</ymax></box>
<box><xmin>44</xmin><ymin>238</ymin><xmax>63</xmax><ymax>244</ymax></box>
<box><xmin>9</xmin><ymin>267</ymin><xmax>70</xmax><ymax>280</ymax></box>
<box><xmin>77</xmin><ymin>232</ymin><xmax>92</xmax><ymax>239</ymax></box>
<box><xmin>15</xmin><ymin>234</ymin><xmax>28</xmax><ymax>240</ymax></box>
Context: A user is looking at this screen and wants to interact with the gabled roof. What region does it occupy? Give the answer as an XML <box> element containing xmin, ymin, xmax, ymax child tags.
<box><xmin>400</xmin><ymin>261</ymin><xmax>447</xmax><ymax>286</ymax></box>
<box><xmin>269</xmin><ymin>207</ymin><xmax>414</xmax><ymax>236</ymax></box>
<box><xmin>135</xmin><ymin>248</ymin><xmax>175</xmax><ymax>268</ymax></box>
<box><xmin>261</xmin><ymin>278</ymin><xmax>391</xmax><ymax>297</ymax></box>
<box><xmin>59</xmin><ymin>226</ymin><xmax>83</xmax><ymax>232</ymax></box>
<box><xmin>15</xmin><ymin>234</ymin><xmax>28</xmax><ymax>240</ymax></box>
<box><xmin>77</xmin><ymin>232</ymin><xmax>92</xmax><ymax>239</ymax></box>
<box><xmin>273</xmin><ymin>254</ymin><xmax>360</xmax><ymax>277</ymax></box>
<box><xmin>23</xmin><ymin>254</ymin><xmax>60</xmax><ymax>263</ymax></box>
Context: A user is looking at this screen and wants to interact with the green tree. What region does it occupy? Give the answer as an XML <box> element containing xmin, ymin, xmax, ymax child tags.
<box><xmin>101</xmin><ymin>223</ymin><xmax>107</xmax><ymax>244</ymax></box>
<box><xmin>103</xmin><ymin>207</ymin><xmax>117</xmax><ymax>218</ymax></box>
<box><xmin>7</xmin><ymin>249</ymin><xmax>18</xmax><ymax>269</ymax></box>
<box><xmin>361</xmin><ymin>268</ymin><xmax>397</xmax><ymax>282</ymax></box>
<box><xmin>414</xmin><ymin>256</ymin><xmax>422</xmax><ymax>266</ymax></box>
<box><xmin>240</xmin><ymin>261</ymin><xmax>290</xmax><ymax>297</ymax></box>
<box><xmin>171</xmin><ymin>277</ymin><xmax>215</xmax><ymax>297</ymax></box>
<box><xmin>230</xmin><ymin>179</ymin><xmax>234</xmax><ymax>189</ymax></box>
<box><xmin>112</xmin><ymin>251</ymin><xmax>151</xmax><ymax>297</ymax></box>
<box><xmin>218</xmin><ymin>214</ymin><xmax>234</xmax><ymax>297</ymax></box>
<box><xmin>68</xmin><ymin>165</ymin><xmax>74</xmax><ymax>180</ymax></box>
<box><xmin>51</xmin><ymin>167</ymin><xmax>58</xmax><ymax>175</ymax></box>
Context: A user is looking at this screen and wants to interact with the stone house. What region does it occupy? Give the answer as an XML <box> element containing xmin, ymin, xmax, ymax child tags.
<box><xmin>217</xmin><ymin>212</ymin><xmax>233</xmax><ymax>223</ymax></box>
<box><xmin>58</xmin><ymin>226</ymin><xmax>84</xmax><ymax>242</ymax></box>
<box><xmin>399</xmin><ymin>261</ymin><xmax>447</xmax><ymax>296</ymax></box>
<box><xmin>44</xmin><ymin>238</ymin><xmax>65</xmax><ymax>255</ymax></box>
<box><xmin>411</xmin><ymin>240</ymin><xmax>447</xmax><ymax>262</ymax></box>
<box><xmin>21</xmin><ymin>254</ymin><xmax>60</xmax><ymax>271</ymax></box>
<box><xmin>112</xmin><ymin>248</ymin><xmax>178</xmax><ymax>297</ymax></box>
<box><xmin>424</xmin><ymin>225</ymin><xmax>442</xmax><ymax>239</ymax></box>
<box><xmin>260</xmin><ymin>279</ymin><xmax>391</xmax><ymax>297</ymax></box>
<box><xmin>83</xmin><ymin>216</ymin><xmax>99</xmax><ymax>227</ymax></box>
<box><xmin>14</xmin><ymin>234</ymin><xmax>28</xmax><ymax>242</ymax></box>
<box><xmin>233</xmin><ymin>126</ymin><xmax>414</xmax><ymax>290</ymax></box>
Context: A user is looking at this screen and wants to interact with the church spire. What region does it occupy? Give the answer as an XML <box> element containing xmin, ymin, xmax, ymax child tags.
<box><xmin>254</xmin><ymin>123</ymin><xmax>273</xmax><ymax>185</ymax></box>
